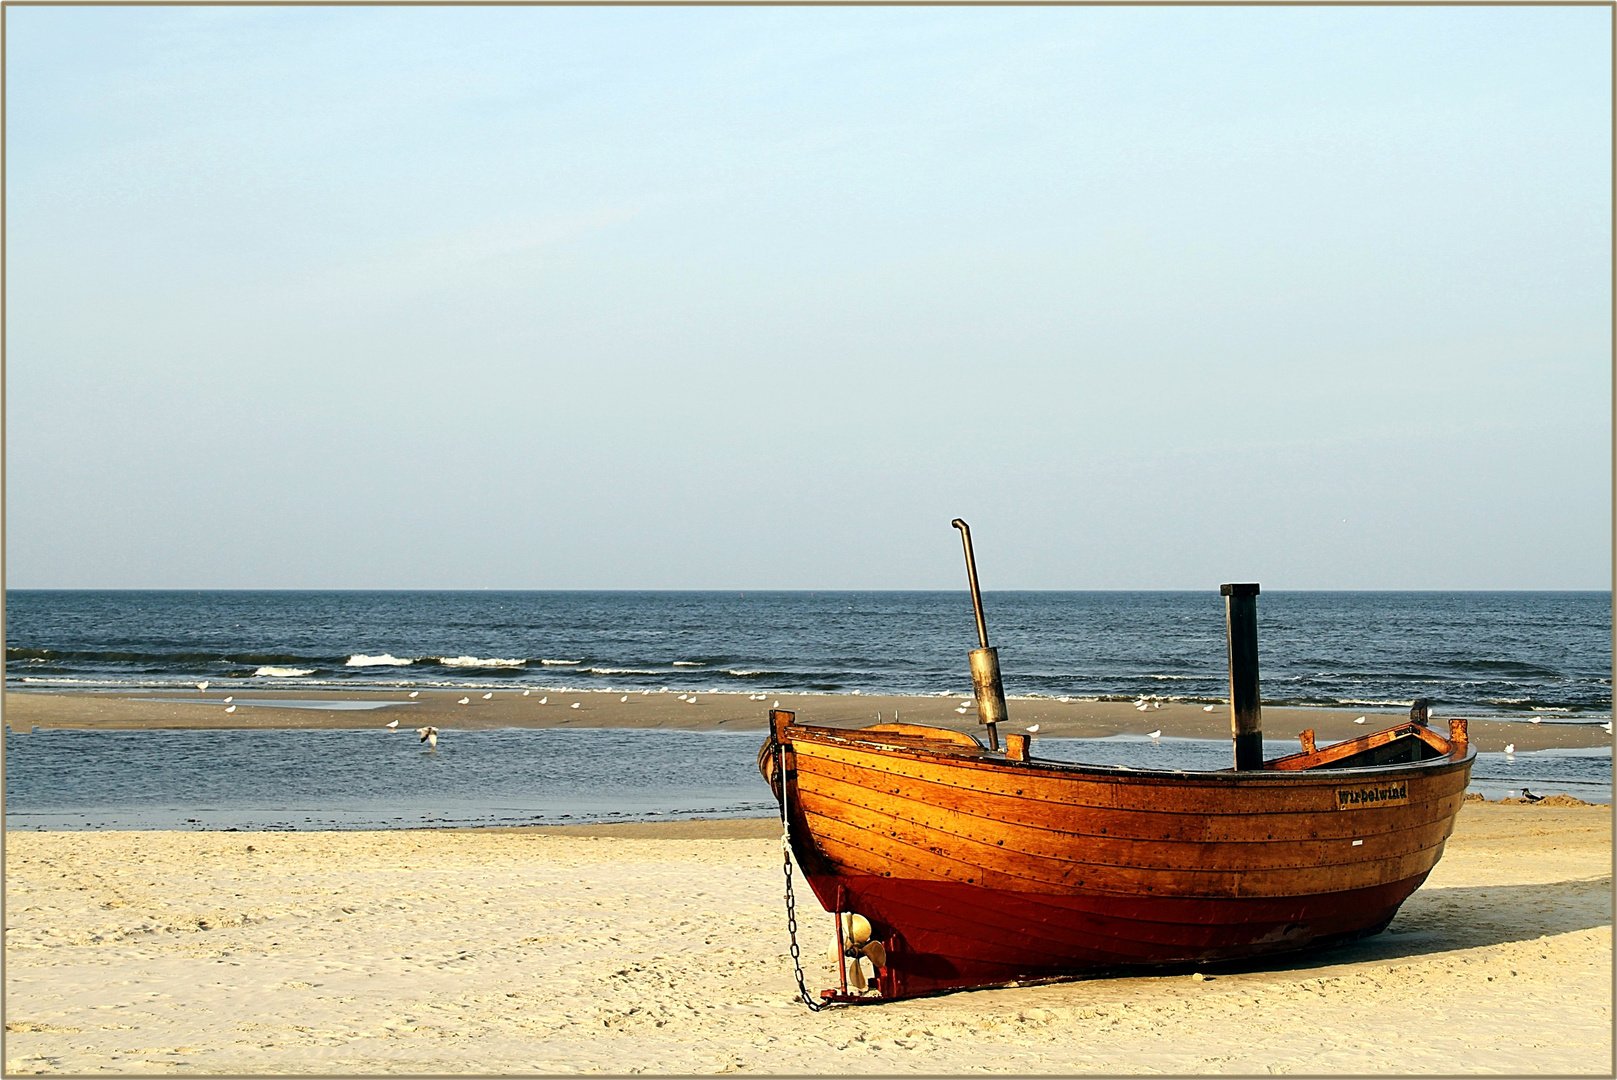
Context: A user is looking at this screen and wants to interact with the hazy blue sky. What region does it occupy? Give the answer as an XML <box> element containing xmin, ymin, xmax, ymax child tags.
<box><xmin>6</xmin><ymin>6</ymin><xmax>1610</xmax><ymax>589</ymax></box>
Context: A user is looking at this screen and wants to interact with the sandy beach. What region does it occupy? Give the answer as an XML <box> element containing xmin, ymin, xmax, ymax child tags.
<box><xmin>5</xmin><ymin>689</ymin><xmax>1609</xmax><ymax>753</ymax></box>
<box><xmin>3</xmin><ymin>803</ymin><xmax>1610</xmax><ymax>1074</ymax></box>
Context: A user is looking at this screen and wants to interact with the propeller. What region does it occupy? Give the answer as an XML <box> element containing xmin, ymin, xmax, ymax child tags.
<box><xmin>837</xmin><ymin>912</ymin><xmax>887</xmax><ymax>991</ymax></box>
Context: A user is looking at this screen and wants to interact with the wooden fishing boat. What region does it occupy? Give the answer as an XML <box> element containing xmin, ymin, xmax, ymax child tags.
<box><xmin>759</xmin><ymin>521</ymin><xmax>1476</xmax><ymax>1002</ymax></box>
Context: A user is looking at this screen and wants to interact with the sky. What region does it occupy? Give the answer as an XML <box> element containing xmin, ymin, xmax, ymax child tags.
<box><xmin>4</xmin><ymin>6</ymin><xmax>1611</xmax><ymax>590</ymax></box>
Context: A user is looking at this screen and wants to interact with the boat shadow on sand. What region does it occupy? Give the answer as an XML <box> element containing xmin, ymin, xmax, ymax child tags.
<box><xmin>1187</xmin><ymin>875</ymin><xmax>1612</xmax><ymax>979</ymax></box>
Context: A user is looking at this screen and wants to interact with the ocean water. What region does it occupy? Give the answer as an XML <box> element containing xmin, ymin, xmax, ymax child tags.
<box><xmin>4</xmin><ymin>728</ymin><xmax>1606</xmax><ymax>831</ymax></box>
<box><xmin>5</xmin><ymin>590</ymin><xmax>1611</xmax><ymax>719</ymax></box>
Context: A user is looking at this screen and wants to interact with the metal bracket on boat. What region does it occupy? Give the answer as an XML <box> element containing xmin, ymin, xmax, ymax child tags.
<box><xmin>952</xmin><ymin>518</ymin><xmax>1008</xmax><ymax>751</ymax></box>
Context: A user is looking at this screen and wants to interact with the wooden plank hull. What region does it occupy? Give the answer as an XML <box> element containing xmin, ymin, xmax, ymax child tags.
<box><xmin>766</xmin><ymin>718</ymin><xmax>1475</xmax><ymax>999</ymax></box>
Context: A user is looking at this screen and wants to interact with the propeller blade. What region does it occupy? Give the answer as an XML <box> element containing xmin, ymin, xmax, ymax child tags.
<box><xmin>862</xmin><ymin>940</ymin><xmax>886</xmax><ymax>968</ymax></box>
<box><xmin>845</xmin><ymin>913</ymin><xmax>872</xmax><ymax>947</ymax></box>
<box><xmin>847</xmin><ymin>956</ymin><xmax>867</xmax><ymax>991</ymax></box>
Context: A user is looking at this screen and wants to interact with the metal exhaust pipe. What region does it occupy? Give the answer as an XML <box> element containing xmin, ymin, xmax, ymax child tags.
<box><xmin>952</xmin><ymin>519</ymin><xmax>1007</xmax><ymax>751</ymax></box>
<box><xmin>1221</xmin><ymin>582</ymin><xmax>1263</xmax><ymax>770</ymax></box>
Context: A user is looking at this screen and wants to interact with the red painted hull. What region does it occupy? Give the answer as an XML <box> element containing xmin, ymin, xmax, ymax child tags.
<box><xmin>764</xmin><ymin>715</ymin><xmax>1475</xmax><ymax>1000</ymax></box>
<box><xmin>806</xmin><ymin>869</ymin><xmax>1431</xmax><ymax>998</ymax></box>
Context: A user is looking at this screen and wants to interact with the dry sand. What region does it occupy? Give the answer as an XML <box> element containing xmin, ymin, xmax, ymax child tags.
<box><xmin>4</xmin><ymin>804</ymin><xmax>1611</xmax><ymax>1074</ymax></box>
<box><xmin>5</xmin><ymin>689</ymin><xmax>1609</xmax><ymax>752</ymax></box>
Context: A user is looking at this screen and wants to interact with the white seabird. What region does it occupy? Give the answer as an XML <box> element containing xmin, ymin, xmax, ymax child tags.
<box><xmin>417</xmin><ymin>726</ymin><xmax>438</xmax><ymax>747</ymax></box>
<box><xmin>409</xmin><ymin>691</ymin><xmax>420</xmax><ymax>698</ymax></box>
<box><xmin>621</xmin><ymin>695</ymin><xmax>629</xmax><ymax>702</ymax></box>
<box><xmin>1147</xmin><ymin>729</ymin><xmax>1161</xmax><ymax>740</ymax></box>
<box><xmin>1026</xmin><ymin>724</ymin><xmax>1040</xmax><ymax>733</ymax></box>
<box><xmin>224</xmin><ymin>705</ymin><xmax>236</xmax><ymax>713</ymax></box>
<box><xmin>570</xmin><ymin>702</ymin><xmax>581</xmax><ymax>709</ymax></box>
<box><xmin>1504</xmin><ymin>743</ymin><xmax>1515</xmax><ymax>755</ymax></box>
<box><xmin>1355</xmin><ymin>716</ymin><xmax>1367</xmax><ymax>724</ymax></box>
<box><xmin>197</xmin><ymin>681</ymin><xmax>209</xmax><ymax>691</ymax></box>
<box><xmin>1203</xmin><ymin>705</ymin><xmax>1216</xmax><ymax>712</ymax></box>
<box><xmin>386</xmin><ymin>719</ymin><xmax>399</xmax><ymax>729</ymax></box>
<box><xmin>482</xmin><ymin>692</ymin><xmax>493</xmax><ymax>700</ymax></box>
<box><xmin>458</xmin><ymin>697</ymin><xmax>470</xmax><ymax>705</ymax></box>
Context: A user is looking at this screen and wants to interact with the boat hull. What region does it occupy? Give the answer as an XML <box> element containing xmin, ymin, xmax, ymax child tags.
<box><xmin>767</xmin><ymin>716</ymin><xmax>1474</xmax><ymax>999</ymax></box>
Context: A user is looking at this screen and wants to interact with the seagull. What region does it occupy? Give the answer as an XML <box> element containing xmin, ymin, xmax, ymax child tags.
<box><xmin>522</xmin><ymin>689</ymin><xmax>531</xmax><ymax>696</ymax></box>
<box><xmin>1504</xmin><ymin>743</ymin><xmax>1515</xmax><ymax>755</ymax></box>
<box><xmin>773</xmin><ymin>700</ymin><xmax>779</xmax><ymax>707</ymax></box>
<box><xmin>1354</xmin><ymin>716</ymin><xmax>1367</xmax><ymax>724</ymax></box>
<box><xmin>955</xmin><ymin>707</ymin><xmax>969</xmax><ymax>715</ymax></box>
<box><xmin>224</xmin><ymin>696</ymin><xmax>233</xmax><ymax>704</ymax></box>
<box><xmin>1136</xmin><ymin>704</ymin><xmax>1149</xmax><ymax>712</ymax></box>
<box><xmin>1026</xmin><ymin>724</ymin><xmax>1040</xmax><ymax>733</ymax></box>
<box><xmin>688</xmin><ymin>697</ymin><xmax>698</xmax><ymax>705</ymax></box>
<box><xmin>621</xmin><ymin>695</ymin><xmax>629</xmax><ymax>703</ymax></box>
<box><xmin>409</xmin><ymin>691</ymin><xmax>420</xmax><ymax>699</ymax></box>
<box><xmin>1147</xmin><ymin>730</ymin><xmax>1161</xmax><ymax>741</ymax></box>
<box><xmin>961</xmin><ymin>700</ymin><xmax>972</xmax><ymax>708</ymax></box>
<box><xmin>539</xmin><ymin>697</ymin><xmax>548</xmax><ymax>705</ymax></box>
<box><xmin>1154</xmin><ymin>702</ymin><xmax>1162</xmax><ymax>709</ymax></box>
<box><xmin>678</xmin><ymin>695</ymin><xmax>688</xmax><ymax>701</ymax></box>
<box><xmin>482</xmin><ymin>692</ymin><xmax>493</xmax><ymax>700</ymax></box>
<box><xmin>386</xmin><ymin>719</ymin><xmax>399</xmax><ymax>729</ymax></box>
<box><xmin>1521</xmin><ymin>787</ymin><xmax>1542</xmax><ymax>803</ymax></box>
<box><xmin>570</xmin><ymin>702</ymin><xmax>581</xmax><ymax>709</ymax></box>
<box><xmin>417</xmin><ymin>726</ymin><xmax>438</xmax><ymax>748</ymax></box>
<box><xmin>458</xmin><ymin>697</ymin><xmax>470</xmax><ymax>705</ymax></box>
<box><xmin>1604</xmin><ymin>723</ymin><xmax>1613</xmax><ymax>735</ymax></box>
<box><xmin>1530</xmin><ymin>718</ymin><xmax>1542</xmax><ymax>725</ymax></box>
<box><xmin>224</xmin><ymin>705</ymin><xmax>236</xmax><ymax>713</ymax></box>
<box><xmin>197</xmin><ymin>681</ymin><xmax>209</xmax><ymax>691</ymax></box>
<box><xmin>1203</xmin><ymin>705</ymin><xmax>1215</xmax><ymax>712</ymax></box>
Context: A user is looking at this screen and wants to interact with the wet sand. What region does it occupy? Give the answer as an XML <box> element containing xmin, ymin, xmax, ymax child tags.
<box><xmin>4</xmin><ymin>689</ymin><xmax>1609</xmax><ymax>752</ymax></box>
<box><xmin>4</xmin><ymin>804</ymin><xmax>1610</xmax><ymax>1074</ymax></box>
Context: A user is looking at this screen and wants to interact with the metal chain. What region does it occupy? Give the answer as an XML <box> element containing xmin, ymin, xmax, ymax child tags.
<box><xmin>780</xmin><ymin>740</ymin><xmax>827</xmax><ymax>1011</ymax></box>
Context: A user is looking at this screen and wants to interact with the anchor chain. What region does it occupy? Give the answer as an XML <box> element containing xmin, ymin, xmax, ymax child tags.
<box><xmin>779</xmin><ymin>740</ymin><xmax>827</xmax><ymax>1011</ymax></box>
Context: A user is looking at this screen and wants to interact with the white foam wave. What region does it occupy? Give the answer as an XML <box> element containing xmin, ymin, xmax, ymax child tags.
<box><xmin>589</xmin><ymin>667</ymin><xmax>664</xmax><ymax>675</ymax></box>
<box><xmin>673</xmin><ymin>661</ymin><xmax>705</xmax><ymax>667</ymax></box>
<box><xmin>254</xmin><ymin>666</ymin><xmax>314</xmax><ymax>677</ymax></box>
<box><xmin>540</xmin><ymin>659</ymin><xmax>581</xmax><ymax>666</ymax></box>
<box><xmin>347</xmin><ymin>654</ymin><xmax>413</xmax><ymax>667</ymax></box>
<box><xmin>723</xmin><ymin>669</ymin><xmax>767</xmax><ymax>677</ymax></box>
<box><xmin>439</xmin><ymin>656</ymin><xmax>526</xmax><ymax>668</ymax></box>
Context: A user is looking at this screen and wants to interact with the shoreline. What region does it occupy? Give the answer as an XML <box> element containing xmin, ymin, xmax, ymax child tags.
<box><xmin>5</xmin><ymin>687</ymin><xmax>1611</xmax><ymax>752</ymax></box>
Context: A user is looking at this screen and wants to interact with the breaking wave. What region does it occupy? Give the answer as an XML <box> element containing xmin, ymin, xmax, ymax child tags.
<box><xmin>254</xmin><ymin>667</ymin><xmax>314</xmax><ymax>677</ymax></box>
<box><xmin>346</xmin><ymin>655</ymin><xmax>413</xmax><ymax>667</ymax></box>
<box><xmin>438</xmin><ymin>656</ymin><xmax>526</xmax><ymax>668</ymax></box>
<box><xmin>540</xmin><ymin>659</ymin><xmax>581</xmax><ymax>666</ymax></box>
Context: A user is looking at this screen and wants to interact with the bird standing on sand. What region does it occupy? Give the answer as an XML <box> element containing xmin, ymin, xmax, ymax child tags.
<box><xmin>417</xmin><ymin>726</ymin><xmax>438</xmax><ymax>748</ymax></box>
<box><xmin>409</xmin><ymin>691</ymin><xmax>420</xmax><ymax>698</ymax></box>
<box><xmin>198</xmin><ymin>682</ymin><xmax>209</xmax><ymax>691</ymax></box>
<box><xmin>570</xmin><ymin>702</ymin><xmax>581</xmax><ymax>709</ymax></box>
<box><xmin>1147</xmin><ymin>730</ymin><xmax>1161</xmax><ymax>741</ymax></box>
<box><xmin>621</xmin><ymin>695</ymin><xmax>629</xmax><ymax>702</ymax></box>
<box><xmin>1026</xmin><ymin>724</ymin><xmax>1040</xmax><ymax>733</ymax></box>
<box><xmin>523</xmin><ymin>689</ymin><xmax>531</xmax><ymax>696</ymax></box>
<box><xmin>458</xmin><ymin>697</ymin><xmax>470</xmax><ymax>705</ymax></box>
<box><xmin>1530</xmin><ymin>718</ymin><xmax>1542</xmax><ymax>725</ymax></box>
<box><xmin>386</xmin><ymin>719</ymin><xmax>399</xmax><ymax>729</ymax></box>
<box><xmin>224</xmin><ymin>696</ymin><xmax>233</xmax><ymax>704</ymax></box>
<box><xmin>225</xmin><ymin>705</ymin><xmax>236</xmax><ymax>713</ymax></box>
<box><xmin>1521</xmin><ymin>787</ymin><xmax>1542</xmax><ymax>802</ymax></box>
<box><xmin>1354</xmin><ymin>716</ymin><xmax>1367</xmax><ymax>724</ymax></box>
<box><xmin>482</xmin><ymin>692</ymin><xmax>493</xmax><ymax>699</ymax></box>
<box><xmin>1203</xmin><ymin>705</ymin><xmax>1215</xmax><ymax>712</ymax></box>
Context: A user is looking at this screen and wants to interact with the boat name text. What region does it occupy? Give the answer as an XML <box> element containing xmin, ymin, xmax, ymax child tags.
<box><xmin>1334</xmin><ymin>782</ymin><xmax>1409</xmax><ymax>809</ymax></box>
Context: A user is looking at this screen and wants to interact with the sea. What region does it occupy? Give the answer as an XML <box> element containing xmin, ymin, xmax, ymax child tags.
<box><xmin>4</xmin><ymin>590</ymin><xmax>1611</xmax><ymax>827</ymax></box>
